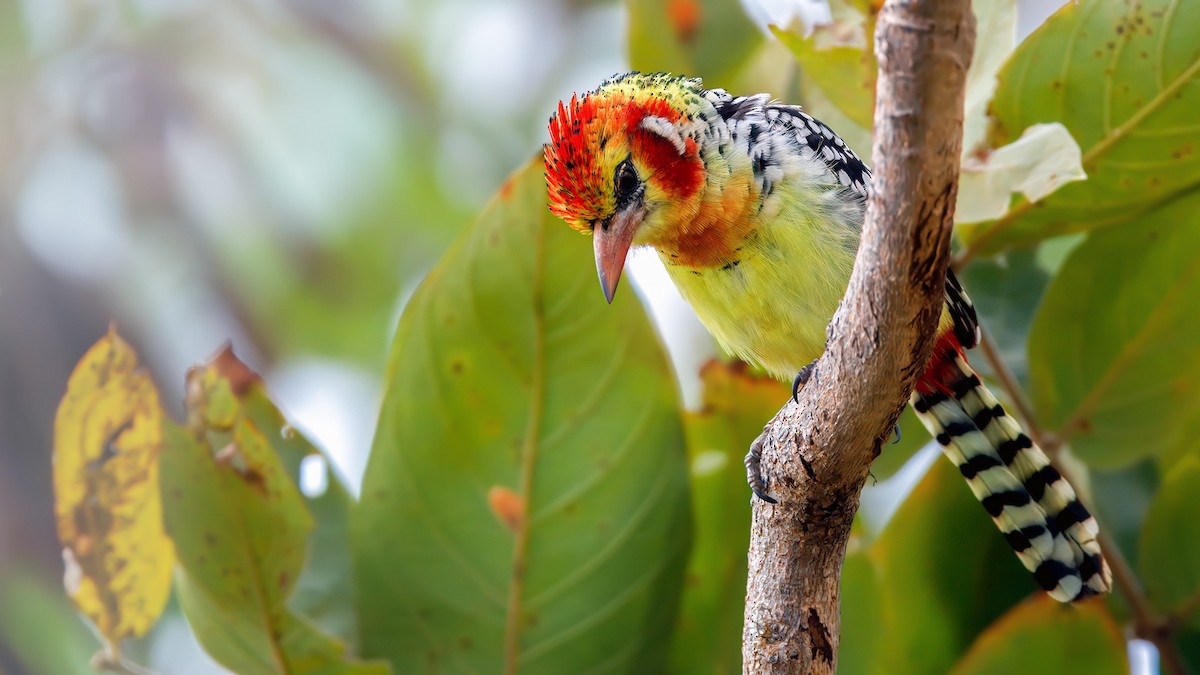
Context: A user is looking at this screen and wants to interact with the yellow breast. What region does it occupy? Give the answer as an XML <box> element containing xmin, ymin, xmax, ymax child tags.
<box><xmin>661</xmin><ymin>193</ymin><xmax>860</xmax><ymax>380</ymax></box>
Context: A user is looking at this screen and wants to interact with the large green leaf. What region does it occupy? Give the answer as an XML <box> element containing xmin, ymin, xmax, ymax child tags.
<box><xmin>1027</xmin><ymin>196</ymin><xmax>1200</xmax><ymax>467</ymax></box>
<box><xmin>160</xmin><ymin>360</ymin><xmax>385</xmax><ymax>675</ymax></box>
<box><xmin>626</xmin><ymin>0</ymin><xmax>761</xmax><ymax>84</ymax></box>
<box><xmin>948</xmin><ymin>597</ymin><xmax>1127</xmax><ymax>675</ymax></box>
<box><xmin>869</xmin><ymin>460</ymin><xmax>1030</xmax><ymax>675</ymax></box>
<box><xmin>1138</xmin><ymin>456</ymin><xmax>1200</xmax><ymax>629</ymax></box>
<box><xmin>352</xmin><ymin>160</ymin><xmax>691</xmax><ymax>674</ymax></box>
<box><xmin>671</xmin><ymin>360</ymin><xmax>787</xmax><ymax>674</ymax></box>
<box><xmin>960</xmin><ymin>0</ymin><xmax>1200</xmax><ymax>255</ymax></box>
<box><xmin>838</xmin><ymin>531</ymin><xmax>884</xmax><ymax>675</ymax></box>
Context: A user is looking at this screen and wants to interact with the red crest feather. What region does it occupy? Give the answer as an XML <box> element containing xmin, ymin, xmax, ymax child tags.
<box><xmin>544</xmin><ymin>93</ymin><xmax>622</xmax><ymax>230</ymax></box>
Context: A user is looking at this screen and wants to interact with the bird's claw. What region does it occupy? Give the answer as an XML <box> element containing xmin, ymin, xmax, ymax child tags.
<box><xmin>892</xmin><ymin>423</ymin><xmax>902</xmax><ymax>445</ymax></box>
<box><xmin>791</xmin><ymin>361</ymin><xmax>817</xmax><ymax>404</ymax></box>
<box><xmin>745</xmin><ymin>433</ymin><xmax>778</xmax><ymax>504</ymax></box>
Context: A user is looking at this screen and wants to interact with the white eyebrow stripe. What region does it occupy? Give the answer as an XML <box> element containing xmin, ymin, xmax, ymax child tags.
<box><xmin>639</xmin><ymin>115</ymin><xmax>688</xmax><ymax>155</ymax></box>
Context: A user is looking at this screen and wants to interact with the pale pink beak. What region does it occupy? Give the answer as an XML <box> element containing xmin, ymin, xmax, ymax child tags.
<box><xmin>593</xmin><ymin>208</ymin><xmax>643</xmax><ymax>304</ymax></box>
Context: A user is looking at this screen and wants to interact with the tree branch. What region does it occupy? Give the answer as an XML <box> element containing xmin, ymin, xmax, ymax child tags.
<box><xmin>741</xmin><ymin>1</ymin><xmax>975</xmax><ymax>672</ymax></box>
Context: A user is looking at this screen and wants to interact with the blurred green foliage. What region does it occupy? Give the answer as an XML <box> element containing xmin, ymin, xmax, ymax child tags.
<box><xmin>25</xmin><ymin>0</ymin><xmax>1200</xmax><ymax>673</ymax></box>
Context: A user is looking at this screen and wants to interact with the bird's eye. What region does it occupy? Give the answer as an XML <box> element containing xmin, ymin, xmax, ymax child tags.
<box><xmin>613</xmin><ymin>159</ymin><xmax>640</xmax><ymax>207</ymax></box>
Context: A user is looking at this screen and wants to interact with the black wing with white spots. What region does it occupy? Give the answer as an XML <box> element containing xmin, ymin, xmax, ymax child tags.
<box><xmin>761</xmin><ymin>104</ymin><xmax>871</xmax><ymax>199</ymax></box>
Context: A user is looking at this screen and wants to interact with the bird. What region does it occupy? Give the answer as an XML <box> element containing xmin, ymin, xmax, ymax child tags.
<box><xmin>543</xmin><ymin>71</ymin><xmax>1111</xmax><ymax>603</ymax></box>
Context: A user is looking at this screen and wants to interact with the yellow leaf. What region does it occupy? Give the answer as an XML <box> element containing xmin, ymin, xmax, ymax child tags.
<box><xmin>53</xmin><ymin>326</ymin><xmax>173</xmax><ymax>653</ymax></box>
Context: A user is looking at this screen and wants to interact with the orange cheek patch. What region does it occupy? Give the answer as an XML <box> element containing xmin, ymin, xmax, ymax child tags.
<box><xmin>669</xmin><ymin>179</ymin><xmax>756</xmax><ymax>267</ymax></box>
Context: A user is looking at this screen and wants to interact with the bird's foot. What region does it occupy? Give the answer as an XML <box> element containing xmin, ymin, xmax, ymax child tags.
<box><xmin>791</xmin><ymin>360</ymin><xmax>817</xmax><ymax>404</ymax></box>
<box><xmin>892</xmin><ymin>423</ymin><xmax>902</xmax><ymax>445</ymax></box>
<box><xmin>745</xmin><ymin>432</ymin><xmax>777</xmax><ymax>504</ymax></box>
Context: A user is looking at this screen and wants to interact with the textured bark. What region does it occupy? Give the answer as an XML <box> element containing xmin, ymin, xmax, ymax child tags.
<box><xmin>741</xmin><ymin>1</ymin><xmax>976</xmax><ymax>672</ymax></box>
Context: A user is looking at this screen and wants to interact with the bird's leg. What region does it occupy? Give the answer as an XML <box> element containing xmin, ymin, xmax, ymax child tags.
<box><xmin>745</xmin><ymin>431</ymin><xmax>777</xmax><ymax>504</ymax></box>
<box><xmin>791</xmin><ymin>359</ymin><xmax>817</xmax><ymax>404</ymax></box>
<box><xmin>745</xmin><ymin>359</ymin><xmax>820</xmax><ymax>503</ymax></box>
<box><xmin>744</xmin><ymin>357</ymin><xmax>820</xmax><ymax>499</ymax></box>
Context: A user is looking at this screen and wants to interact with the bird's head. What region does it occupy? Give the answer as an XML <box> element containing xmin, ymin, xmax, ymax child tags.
<box><xmin>545</xmin><ymin>73</ymin><xmax>711</xmax><ymax>303</ymax></box>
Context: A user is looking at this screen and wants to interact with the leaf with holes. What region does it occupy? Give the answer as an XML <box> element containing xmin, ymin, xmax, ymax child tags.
<box><xmin>1139</xmin><ymin>456</ymin><xmax>1200</xmax><ymax>629</ymax></box>
<box><xmin>52</xmin><ymin>327</ymin><xmax>173</xmax><ymax>658</ymax></box>
<box><xmin>207</xmin><ymin>348</ymin><xmax>362</xmax><ymax>644</ymax></box>
<box><xmin>161</xmin><ymin>356</ymin><xmax>386</xmax><ymax>675</ymax></box>
<box><xmin>1028</xmin><ymin>195</ymin><xmax>1200</xmax><ymax>467</ymax></box>
<box><xmin>948</xmin><ymin>596</ymin><xmax>1126</xmax><ymax>675</ymax></box>
<box><xmin>627</xmin><ymin>0</ymin><xmax>761</xmax><ymax>84</ymax></box>
<box><xmin>959</xmin><ymin>0</ymin><xmax>1200</xmax><ymax>256</ymax></box>
<box><xmin>351</xmin><ymin>159</ymin><xmax>691</xmax><ymax>673</ymax></box>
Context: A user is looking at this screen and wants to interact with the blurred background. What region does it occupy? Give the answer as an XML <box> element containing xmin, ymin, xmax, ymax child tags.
<box><xmin>0</xmin><ymin>0</ymin><xmax>1078</xmax><ymax>673</ymax></box>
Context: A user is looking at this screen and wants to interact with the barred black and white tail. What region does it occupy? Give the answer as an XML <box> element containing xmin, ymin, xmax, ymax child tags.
<box><xmin>910</xmin><ymin>337</ymin><xmax>1112</xmax><ymax>603</ymax></box>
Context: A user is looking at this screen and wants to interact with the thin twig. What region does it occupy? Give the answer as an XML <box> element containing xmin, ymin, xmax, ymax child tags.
<box><xmin>976</xmin><ymin>329</ymin><xmax>1060</xmax><ymax>451</ymax></box>
<box><xmin>1096</xmin><ymin>530</ymin><xmax>1191</xmax><ymax>675</ymax></box>
<box><xmin>1170</xmin><ymin>588</ymin><xmax>1200</xmax><ymax>627</ymax></box>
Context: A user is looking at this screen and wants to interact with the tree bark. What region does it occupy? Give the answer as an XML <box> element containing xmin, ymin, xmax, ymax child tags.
<box><xmin>741</xmin><ymin>1</ymin><xmax>975</xmax><ymax>672</ymax></box>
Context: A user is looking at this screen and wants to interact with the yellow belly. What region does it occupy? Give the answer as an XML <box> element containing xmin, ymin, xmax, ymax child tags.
<box><xmin>661</xmin><ymin>208</ymin><xmax>859</xmax><ymax>380</ymax></box>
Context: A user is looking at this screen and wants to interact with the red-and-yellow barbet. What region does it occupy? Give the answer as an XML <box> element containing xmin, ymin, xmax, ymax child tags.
<box><xmin>544</xmin><ymin>72</ymin><xmax>1112</xmax><ymax>603</ymax></box>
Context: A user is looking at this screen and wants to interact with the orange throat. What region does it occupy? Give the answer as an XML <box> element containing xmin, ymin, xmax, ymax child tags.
<box><xmin>653</xmin><ymin>175</ymin><xmax>758</xmax><ymax>268</ymax></box>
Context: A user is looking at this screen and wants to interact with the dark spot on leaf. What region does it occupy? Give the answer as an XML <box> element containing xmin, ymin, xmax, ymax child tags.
<box><xmin>240</xmin><ymin>468</ymin><xmax>269</xmax><ymax>495</ymax></box>
<box><xmin>205</xmin><ymin>532</ymin><xmax>217</xmax><ymax>546</ymax></box>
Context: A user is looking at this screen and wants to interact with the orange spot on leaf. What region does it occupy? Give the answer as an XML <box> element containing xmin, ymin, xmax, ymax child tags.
<box><xmin>498</xmin><ymin>175</ymin><xmax>516</xmax><ymax>200</ymax></box>
<box><xmin>487</xmin><ymin>485</ymin><xmax>525</xmax><ymax>533</ymax></box>
<box><xmin>667</xmin><ymin>0</ymin><xmax>701</xmax><ymax>43</ymax></box>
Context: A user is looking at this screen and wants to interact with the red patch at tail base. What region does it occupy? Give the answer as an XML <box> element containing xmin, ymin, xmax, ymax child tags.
<box><xmin>916</xmin><ymin>330</ymin><xmax>967</xmax><ymax>397</ymax></box>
